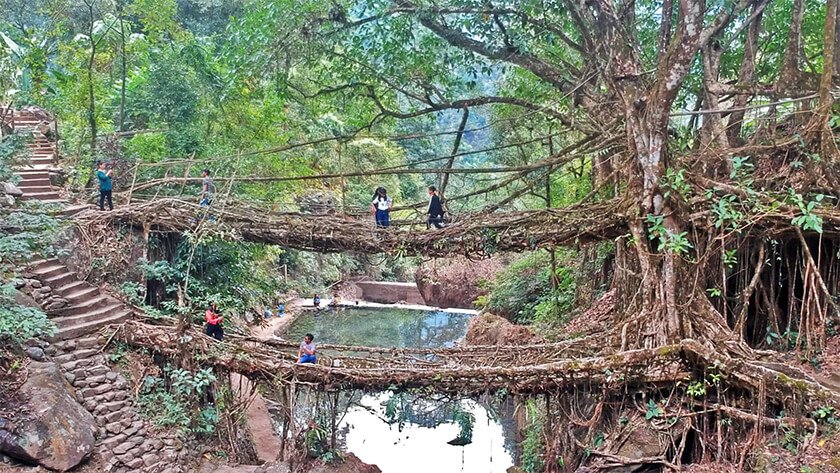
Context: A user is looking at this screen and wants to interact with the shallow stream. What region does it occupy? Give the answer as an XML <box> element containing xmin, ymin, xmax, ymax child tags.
<box><xmin>283</xmin><ymin>307</ymin><xmax>517</xmax><ymax>473</ymax></box>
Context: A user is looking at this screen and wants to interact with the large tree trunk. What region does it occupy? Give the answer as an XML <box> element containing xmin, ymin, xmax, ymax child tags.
<box><xmin>607</xmin><ymin>0</ymin><xmax>735</xmax><ymax>347</ymax></box>
<box><xmin>699</xmin><ymin>33</ymin><xmax>730</xmax><ymax>150</ymax></box>
<box><xmin>727</xmin><ymin>0</ymin><xmax>767</xmax><ymax>144</ymax></box>
<box><xmin>778</xmin><ymin>0</ymin><xmax>805</xmax><ymax>92</ymax></box>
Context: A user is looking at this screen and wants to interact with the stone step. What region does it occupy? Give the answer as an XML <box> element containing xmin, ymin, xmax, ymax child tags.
<box><xmin>51</xmin><ymin>310</ymin><xmax>132</xmax><ymax>341</ymax></box>
<box><xmin>27</xmin><ymin>258</ymin><xmax>62</xmax><ymax>273</ymax></box>
<box><xmin>52</xmin><ymin>335</ymin><xmax>103</xmax><ymax>353</ymax></box>
<box><xmin>63</xmin><ymin>285</ymin><xmax>100</xmax><ymax>302</ymax></box>
<box><xmin>60</xmin><ymin>356</ymin><xmax>94</xmax><ymax>372</ymax></box>
<box><xmin>17</xmin><ymin>178</ymin><xmax>52</xmax><ymax>187</ymax></box>
<box><xmin>16</xmin><ymin>164</ymin><xmax>56</xmax><ymax>175</ymax></box>
<box><xmin>15</xmin><ymin>166</ymin><xmax>50</xmax><ymax>172</ymax></box>
<box><xmin>53</xmin><ymin>280</ymin><xmax>86</xmax><ymax>296</ymax></box>
<box><xmin>57</xmin><ymin>295</ymin><xmax>116</xmax><ymax>317</ymax></box>
<box><xmin>19</xmin><ymin>185</ymin><xmax>54</xmax><ymax>194</ymax></box>
<box><xmin>21</xmin><ymin>191</ymin><xmax>62</xmax><ymax>201</ymax></box>
<box><xmin>29</xmin><ymin>263</ymin><xmax>67</xmax><ymax>279</ymax></box>
<box><xmin>42</xmin><ymin>270</ymin><xmax>78</xmax><ymax>287</ymax></box>
<box><xmin>53</xmin><ymin>348</ymin><xmax>100</xmax><ymax>364</ymax></box>
<box><xmin>53</xmin><ymin>302</ymin><xmax>125</xmax><ymax>328</ymax></box>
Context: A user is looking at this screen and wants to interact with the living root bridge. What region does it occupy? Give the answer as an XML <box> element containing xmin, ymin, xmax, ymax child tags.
<box><xmin>74</xmin><ymin>198</ymin><xmax>626</xmax><ymax>257</ymax></box>
<box><xmin>116</xmin><ymin>321</ymin><xmax>840</xmax><ymax>405</ymax></box>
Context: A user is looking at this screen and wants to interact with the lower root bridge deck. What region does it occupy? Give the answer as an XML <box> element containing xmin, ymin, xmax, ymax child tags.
<box><xmin>117</xmin><ymin>320</ymin><xmax>840</xmax><ymax>405</ymax></box>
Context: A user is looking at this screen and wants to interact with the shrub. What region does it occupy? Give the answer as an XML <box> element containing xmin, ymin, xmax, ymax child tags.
<box><xmin>480</xmin><ymin>251</ymin><xmax>576</xmax><ymax>324</ymax></box>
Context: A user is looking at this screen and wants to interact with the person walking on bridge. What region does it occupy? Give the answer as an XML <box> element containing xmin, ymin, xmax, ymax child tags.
<box><xmin>297</xmin><ymin>333</ymin><xmax>317</xmax><ymax>364</ymax></box>
<box><xmin>96</xmin><ymin>161</ymin><xmax>114</xmax><ymax>211</ymax></box>
<box><xmin>200</xmin><ymin>169</ymin><xmax>216</xmax><ymax>206</ymax></box>
<box><xmin>371</xmin><ymin>187</ymin><xmax>392</xmax><ymax>227</ymax></box>
<box><xmin>427</xmin><ymin>186</ymin><xmax>445</xmax><ymax>229</ymax></box>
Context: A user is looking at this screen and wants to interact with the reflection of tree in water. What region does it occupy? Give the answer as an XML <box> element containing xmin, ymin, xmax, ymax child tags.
<box><xmin>278</xmin><ymin>308</ymin><xmax>519</xmax><ymax>459</ymax></box>
<box><xmin>263</xmin><ymin>386</ymin><xmax>519</xmax><ymax>460</ymax></box>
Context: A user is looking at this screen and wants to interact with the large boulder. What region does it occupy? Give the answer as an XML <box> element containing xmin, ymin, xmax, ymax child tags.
<box><xmin>464</xmin><ymin>312</ymin><xmax>545</xmax><ymax>346</ymax></box>
<box><xmin>1</xmin><ymin>182</ymin><xmax>22</xmax><ymax>197</ymax></box>
<box><xmin>415</xmin><ymin>256</ymin><xmax>508</xmax><ymax>309</ymax></box>
<box><xmin>0</xmin><ymin>361</ymin><xmax>96</xmax><ymax>471</ymax></box>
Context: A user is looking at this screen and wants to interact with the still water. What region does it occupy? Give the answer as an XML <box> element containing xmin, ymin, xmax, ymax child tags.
<box><xmin>283</xmin><ymin>307</ymin><xmax>516</xmax><ymax>473</ymax></box>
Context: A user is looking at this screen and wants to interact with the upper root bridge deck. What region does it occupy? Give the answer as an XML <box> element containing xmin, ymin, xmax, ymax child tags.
<box><xmin>76</xmin><ymin>197</ymin><xmax>627</xmax><ymax>256</ymax></box>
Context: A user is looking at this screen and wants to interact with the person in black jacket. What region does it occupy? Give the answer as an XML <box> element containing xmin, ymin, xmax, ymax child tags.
<box><xmin>427</xmin><ymin>186</ymin><xmax>445</xmax><ymax>229</ymax></box>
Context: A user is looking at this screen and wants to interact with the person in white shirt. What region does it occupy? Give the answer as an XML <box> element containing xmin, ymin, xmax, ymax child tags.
<box><xmin>370</xmin><ymin>187</ymin><xmax>392</xmax><ymax>227</ymax></box>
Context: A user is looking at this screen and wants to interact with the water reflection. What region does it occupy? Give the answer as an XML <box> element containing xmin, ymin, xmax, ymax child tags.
<box><xmin>284</xmin><ymin>307</ymin><xmax>472</xmax><ymax>349</ymax></box>
<box><xmin>281</xmin><ymin>308</ymin><xmax>518</xmax><ymax>473</ymax></box>
<box><xmin>343</xmin><ymin>394</ymin><xmax>513</xmax><ymax>473</ymax></box>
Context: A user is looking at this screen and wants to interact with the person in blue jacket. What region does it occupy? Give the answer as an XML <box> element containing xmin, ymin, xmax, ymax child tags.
<box><xmin>96</xmin><ymin>161</ymin><xmax>114</xmax><ymax>211</ymax></box>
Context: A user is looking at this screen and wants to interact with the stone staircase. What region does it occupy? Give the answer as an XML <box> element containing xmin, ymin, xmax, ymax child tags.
<box><xmin>48</xmin><ymin>336</ymin><xmax>188</xmax><ymax>473</ymax></box>
<box><xmin>24</xmin><ymin>258</ymin><xmax>132</xmax><ymax>341</ymax></box>
<box><xmin>2</xmin><ymin>106</ymin><xmax>65</xmax><ymax>204</ymax></box>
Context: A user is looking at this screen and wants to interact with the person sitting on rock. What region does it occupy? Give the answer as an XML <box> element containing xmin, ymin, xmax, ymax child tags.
<box><xmin>328</xmin><ymin>291</ymin><xmax>341</xmax><ymax>307</ymax></box>
<box><xmin>204</xmin><ymin>303</ymin><xmax>224</xmax><ymax>341</ymax></box>
<box><xmin>297</xmin><ymin>334</ymin><xmax>317</xmax><ymax>364</ymax></box>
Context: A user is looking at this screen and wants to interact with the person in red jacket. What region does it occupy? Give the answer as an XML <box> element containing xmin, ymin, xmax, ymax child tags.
<box><xmin>204</xmin><ymin>303</ymin><xmax>224</xmax><ymax>341</ymax></box>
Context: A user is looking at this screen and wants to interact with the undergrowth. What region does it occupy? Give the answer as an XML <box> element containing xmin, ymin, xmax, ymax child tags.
<box><xmin>137</xmin><ymin>365</ymin><xmax>219</xmax><ymax>437</ymax></box>
<box><xmin>476</xmin><ymin>251</ymin><xmax>576</xmax><ymax>325</ymax></box>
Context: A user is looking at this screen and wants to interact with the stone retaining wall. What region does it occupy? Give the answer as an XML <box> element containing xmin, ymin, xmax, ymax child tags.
<box><xmin>353</xmin><ymin>281</ymin><xmax>424</xmax><ymax>305</ymax></box>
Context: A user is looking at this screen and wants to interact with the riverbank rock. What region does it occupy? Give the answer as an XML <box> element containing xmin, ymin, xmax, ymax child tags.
<box><xmin>465</xmin><ymin>312</ymin><xmax>545</xmax><ymax>345</ymax></box>
<box><xmin>415</xmin><ymin>256</ymin><xmax>508</xmax><ymax>308</ymax></box>
<box><xmin>0</xmin><ymin>361</ymin><xmax>96</xmax><ymax>471</ymax></box>
<box><xmin>309</xmin><ymin>453</ymin><xmax>381</xmax><ymax>473</ymax></box>
<box><xmin>199</xmin><ymin>454</ymin><xmax>378</xmax><ymax>473</ymax></box>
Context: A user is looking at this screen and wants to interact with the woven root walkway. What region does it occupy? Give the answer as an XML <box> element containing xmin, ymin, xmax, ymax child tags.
<box><xmin>116</xmin><ymin>321</ymin><xmax>840</xmax><ymax>405</ymax></box>
<box><xmin>74</xmin><ymin>197</ymin><xmax>627</xmax><ymax>257</ymax></box>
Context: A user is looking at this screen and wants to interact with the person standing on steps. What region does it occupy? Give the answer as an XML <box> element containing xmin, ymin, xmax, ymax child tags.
<box><xmin>370</xmin><ymin>187</ymin><xmax>392</xmax><ymax>227</ymax></box>
<box><xmin>200</xmin><ymin>169</ymin><xmax>215</xmax><ymax>206</ymax></box>
<box><xmin>96</xmin><ymin>161</ymin><xmax>113</xmax><ymax>211</ymax></box>
<box><xmin>297</xmin><ymin>333</ymin><xmax>317</xmax><ymax>364</ymax></box>
<box><xmin>427</xmin><ymin>185</ymin><xmax>445</xmax><ymax>229</ymax></box>
<box><xmin>204</xmin><ymin>303</ymin><xmax>224</xmax><ymax>341</ymax></box>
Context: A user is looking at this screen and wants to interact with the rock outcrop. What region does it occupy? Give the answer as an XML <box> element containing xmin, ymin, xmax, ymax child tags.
<box><xmin>415</xmin><ymin>256</ymin><xmax>507</xmax><ymax>309</ymax></box>
<box><xmin>0</xmin><ymin>361</ymin><xmax>96</xmax><ymax>471</ymax></box>
<box><xmin>464</xmin><ymin>312</ymin><xmax>545</xmax><ymax>346</ymax></box>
